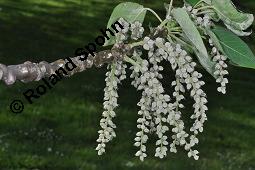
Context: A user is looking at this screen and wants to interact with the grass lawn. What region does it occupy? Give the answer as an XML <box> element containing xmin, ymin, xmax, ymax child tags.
<box><xmin>0</xmin><ymin>0</ymin><xmax>255</xmax><ymax>169</ymax></box>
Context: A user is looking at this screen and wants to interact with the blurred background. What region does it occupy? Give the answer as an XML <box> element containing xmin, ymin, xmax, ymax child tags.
<box><xmin>0</xmin><ymin>0</ymin><xmax>254</xmax><ymax>169</ymax></box>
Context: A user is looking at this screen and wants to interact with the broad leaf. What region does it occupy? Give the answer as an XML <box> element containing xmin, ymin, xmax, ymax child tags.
<box><xmin>104</xmin><ymin>2</ymin><xmax>147</xmax><ymax>46</ymax></box>
<box><xmin>172</xmin><ymin>8</ymin><xmax>215</xmax><ymax>76</ymax></box>
<box><xmin>212</xmin><ymin>26</ymin><xmax>255</xmax><ymax>69</ymax></box>
<box><xmin>212</xmin><ymin>0</ymin><xmax>254</xmax><ymax>33</ymax></box>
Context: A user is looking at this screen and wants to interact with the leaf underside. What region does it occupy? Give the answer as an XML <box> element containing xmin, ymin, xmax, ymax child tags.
<box><xmin>212</xmin><ymin>0</ymin><xmax>254</xmax><ymax>36</ymax></box>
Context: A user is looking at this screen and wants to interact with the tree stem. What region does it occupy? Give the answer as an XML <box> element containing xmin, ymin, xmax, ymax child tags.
<box><xmin>0</xmin><ymin>44</ymin><xmax>132</xmax><ymax>85</ymax></box>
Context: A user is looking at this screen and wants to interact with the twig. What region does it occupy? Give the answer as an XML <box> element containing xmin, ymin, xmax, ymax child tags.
<box><xmin>0</xmin><ymin>44</ymin><xmax>132</xmax><ymax>86</ymax></box>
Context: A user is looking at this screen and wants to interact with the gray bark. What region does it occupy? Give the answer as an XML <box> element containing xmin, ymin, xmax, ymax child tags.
<box><xmin>0</xmin><ymin>27</ymin><xmax>167</xmax><ymax>86</ymax></box>
<box><xmin>0</xmin><ymin>43</ymin><xmax>131</xmax><ymax>85</ymax></box>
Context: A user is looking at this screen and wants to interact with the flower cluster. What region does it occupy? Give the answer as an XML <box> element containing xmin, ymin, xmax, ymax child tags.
<box><xmin>96</xmin><ymin>6</ymin><xmax>231</xmax><ymax>160</ymax></box>
<box><xmin>130</xmin><ymin>52</ymin><xmax>151</xmax><ymax>161</ymax></box>
<box><xmin>184</xmin><ymin>4</ymin><xmax>229</xmax><ymax>94</ymax></box>
<box><xmin>130</xmin><ymin>21</ymin><xmax>145</xmax><ymax>40</ymax></box>
<box><xmin>209</xmin><ymin>39</ymin><xmax>229</xmax><ymax>94</ymax></box>
<box><xmin>129</xmin><ymin>40</ymin><xmax>172</xmax><ymax>160</ymax></box>
<box><xmin>97</xmin><ymin>18</ymin><xmax>145</xmax><ymax>157</ymax></box>
<box><xmin>115</xmin><ymin>18</ymin><xmax>144</xmax><ymax>42</ymax></box>
<box><xmin>0</xmin><ymin>0</ymin><xmax>250</xmax><ymax>164</ymax></box>
<box><xmin>96</xmin><ymin>60</ymin><xmax>127</xmax><ymax>155</ymax></box>
<box><xmin>184</xmin><ymin>5</ymin><xmax>212</xmax><ymax>28</ymax></box>
<box><xmin>145</xmin><ymin>40</ymin><xmax>171</xmax><ymax>159</ymax></box>
<box><xmin>126</xmin><ymin>35</ymin><xmax>208</xmax><ymax>161</ymax></box>
<box><xmin>154</xmin><ymin>38</ymin><xmax>207</xmax><ymax>160</ymax></box>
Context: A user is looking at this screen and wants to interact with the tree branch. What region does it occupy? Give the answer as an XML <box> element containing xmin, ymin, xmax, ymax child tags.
<box><xmin>0</xmin><ymin>43</ymin><xmax>131</xmax><ymax>86</ymax></box>
<box><xmin>0</xmin><ymin>27</ymin><xmax>167</xmax><ymax>86</ymax></box>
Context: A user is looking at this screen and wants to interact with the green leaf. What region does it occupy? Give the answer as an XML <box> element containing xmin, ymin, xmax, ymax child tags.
<box><xmin>212</xmin><ymin>0</ymin><xmax>254</xmax><ymax>33</ymax></box>
<box><xmin>104</xmin><ymin>2</ymin><xmax>147</xmax><ymax>46</ymax></box>
<box><xmin>212</xmin><ymin>26</ymin><xmax>255</xmax><ymax>69</ymax></box>
<box><xmin>172</xmin><ymin>8</ymin><xmax>216</xmax><ymax>76</ymax></box>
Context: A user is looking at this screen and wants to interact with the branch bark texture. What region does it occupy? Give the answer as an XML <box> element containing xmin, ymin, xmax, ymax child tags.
<box><xmin>0</xmin><ymin>43</ymin><xmax>131</xmax><ymax>86</ymax></box>
<box><xmin>0</xmin><ymin>27</ymin><xmax>167</xmax><ymax>86</ymax></box>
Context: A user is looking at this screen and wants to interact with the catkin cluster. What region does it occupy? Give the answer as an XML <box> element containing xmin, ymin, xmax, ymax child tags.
<box><xmin>96</xmin><ymin>12</ymin><xmax>229</xmax><ymax>160</ymax></box>
<box><xmin>184</xmin><ymin>4</ymin><xmax>229</xmax><ymax>94</ymax></box>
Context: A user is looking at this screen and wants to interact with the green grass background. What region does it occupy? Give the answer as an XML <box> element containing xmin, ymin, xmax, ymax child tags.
<box><xmin>0</xmin><ymin>0</ymin><xmax>255</xmax><ymax>169</ymax></box>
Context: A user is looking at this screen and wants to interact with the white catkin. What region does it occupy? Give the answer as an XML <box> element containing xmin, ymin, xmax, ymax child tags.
<box><xmin>96</xmin><ymin>61</ymin><xmax>127</xmax><ymax>155</ymax></box>
<box><xmin>155</xmin><ymin>38</ymin><xmax>189</xmax><ymax>154</ymax></box>
<box><xmin>184</xmin><ymin>4</ymin><xmax>229</xmax><ymax>94</ymax></box>
<box><xmin>96</xmin><ymin>8</ymin><xmax>228</xmax><ymax>160</ymax></box>
<box><xmin>116</xmin><ymin>18</ymin><xmax>145</xmax><ymax>42</ymax></box>
<box><xmin>156</xmin><ymin>38</ymin><xmax>208</xmax><ymax>160</ymax></box>
<box><xmin>130</xmin><ymin>21</ymin><xmax>144</xmax><ymax>40</ymax></box>
<box><xmin>98</xmin><ymin>39</ymin><xmax>209</xmax><ymax>160</ymax></box>
<box><xmin>96</xmin><ymin>18</ymin><xmax>130</xmax><ymax>155</ymax></box>
<box><xmin>130</xmin><ymin>52</ymin><xmax>151</xmax><ymax>161</ymax></box>
<box><xmin>183</xmin><ymin>5</ymin><xmax>212</xmax><ymax>28</ymax></box>
<box><xmin>130</xmin><ymin>41</ymin><xmax>171</xmax><ymax>160</ymax></box>
<box><xmin>209</xmin><ymin>40</ymin><xmax>229</xmax><ymax>94</ymax></box>
<box><xmin>130</xmin><ymin>36</ymin><xmax>208</xmax><ymax>160</ymax></box>
<box><xmin>146</xmin><ymin>42</ymin><xmax>171</xmax><ymax>159</ymax></box>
